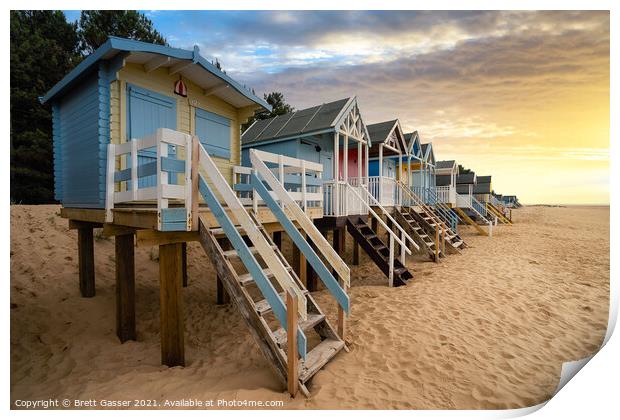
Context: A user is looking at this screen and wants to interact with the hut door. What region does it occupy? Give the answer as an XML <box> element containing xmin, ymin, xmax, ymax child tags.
<box><xmin>126</xmin><ymin>84</ymin><xmax>177</xmax><ymax>188</ymax></box>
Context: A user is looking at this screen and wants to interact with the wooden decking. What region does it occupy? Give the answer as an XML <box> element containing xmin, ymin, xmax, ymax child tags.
<box><xmin>61</xmin><ymin>205</ymin><xmax>324</xmax><ymax>232</ymax></box>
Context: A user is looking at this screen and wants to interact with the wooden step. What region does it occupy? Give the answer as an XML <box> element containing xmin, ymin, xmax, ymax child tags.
<box><xmin>452</xmin><ymin>240</ymin><xmax>463</xmax><ymax>248</ymax></box>
<box><xmin>223</xmin><ymin>245</ymin><xmax>277</xmax><ymax>258</ymax></box>
<box><xmin>255</xmin><ymin>290</ymin><xmax>308</xmax><ymax>315</ymax></box>
<box><xmin>272</xmin><ymin>313</ymin><xmax>326</xmax><ymax>345</ymax></box>
<box><xmin>299</xmin><ymin>338</ymin><xmax>346</xmax><ymax>383</ymax></box>
<box><xmin>237</xmin><ymin>267</ymin><xmax>293</xmax><ymax>286</ymax></box>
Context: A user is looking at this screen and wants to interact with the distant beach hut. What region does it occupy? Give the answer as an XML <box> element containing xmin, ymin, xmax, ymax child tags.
<box><xmin>366</xmin><ymin>119</ymin><xmax>408</xmax><ymax>207</ymax></box>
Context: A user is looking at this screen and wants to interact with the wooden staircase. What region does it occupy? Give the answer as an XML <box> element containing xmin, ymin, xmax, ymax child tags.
<box><xmin>346</xmin><ymin>216</ymin><xmax>414</xmax><ymax>286</ymax></box>
<box><xmin>199</xmin><ymin>220</ymin><xmax>344</xmax><ymax>396</ymax></box>
<box><xmin>487</xmin><ymin>203</ymin><xmax>512</xmax><ymax>225</ymax></box>
<box><xmin>195</xmin><ymin>142</ymin><xmax>349</xmax><ymax>396</ymax></box>
<box><xmin>393</xmin><ymin>207</ymin><xmax>441</xmax><ymax>261</ymax></box>
<box><xmin>453</xmin><ymin>207</ymin><xmax>490</xmax><ymax>236</ymax></box>
<box><xmin>406</xmin><ymin>206</ymin><xmax>466</xmax><ymax>253</ymax></box>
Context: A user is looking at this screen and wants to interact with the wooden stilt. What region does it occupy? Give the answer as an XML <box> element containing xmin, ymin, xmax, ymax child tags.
<box><xmin>115</xmin><ymin>233</ymin><xmax>136</xmax><ymax>343</ymax></box>
<box><xmin>332</xmin><ymin>227</ymin><xmax>347</xmax><ymax>340</ymax></box>
<box><xmin>286</xmin><ymin>289</ymin><xmax>298</xmax><ymax>397</ymax></box>
<box><xmin>306</xmin><ymin>236</ymin><xmax>317</xmax><ymax>292</ymax></box>
<box><xmin>77</xmin><ymin>226</ymin><xmax>95</xmax><ymax>297</ymax></box>
<box><xmin>181</xmin><ymin>242</ymin><xmax>188</xmax><ymax>288</ymax></box>
<box><xmin>371</xmin><ymin>217</ymin><xmax>378</xmax><ymax>236</ymax></box>
<box><xmin>216</xmin><ymin>240</ymin><xmax>231</xmax><ymax>304</ymax></box>
<box><xmin>353</xmin><ymin>241</ymin><xmax>360</xmax><ymax>265</ymax></box>
<box><xmin>273</xmin><ymin>231</ymin><xmax>282</xmax><ymax>250</ymax></box>
<box><xmin>159</xmin><ymin>242</ymin><xmax>185</xmax><ymax>367</ymax></box>
<box><xmin>291</xmin><ymin>236</ymin><xmax>301</xmax><ymax>275</ymax></box>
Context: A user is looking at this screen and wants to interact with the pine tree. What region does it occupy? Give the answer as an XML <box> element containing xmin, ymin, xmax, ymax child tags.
<box><xmin>10</xmin><ymin>11</ymin><xmax>81</xmax><ymax>203</ymax></box>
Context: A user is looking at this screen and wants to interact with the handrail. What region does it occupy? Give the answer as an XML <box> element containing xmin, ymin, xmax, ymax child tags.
<box><xmin>198</xmin><ymin>143</ymin><xmax>308</xmax><ymax>321</ymax></box>
<box><xmin>398</xmin><ymin>181</ymin><xmax>453</xmax><ymax>237</ymax></box>
<box><xmin>349</xmin><ymin>183</ymin><xmax>419</xmax><ymax>252</ymax></box>
<box><xmin>420</xmin><ymin>186</ymin><xmax>459</xmax><ymax>231</ymax></box>
<box><xmin>249</xmin><ymin>149</ymin><xmax>351</xmax><ymax>287</ymax></box>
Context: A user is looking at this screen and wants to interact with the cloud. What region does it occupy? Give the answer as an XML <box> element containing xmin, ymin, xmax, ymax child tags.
<box><xmin>148</xmin><ymin>10</ymin><xmax>609</xmax><ymax>203</ymax></box>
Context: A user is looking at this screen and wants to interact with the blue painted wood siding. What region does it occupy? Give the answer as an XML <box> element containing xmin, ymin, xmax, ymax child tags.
<box><xmin>55</xmin><ymin>71</ymin><xmax>103</xmax><ymax>207</ymax></box>
<box><xmin>195</xmin><ymin>108</ymin><xmax>232</xmax><ymax>159</ymax></box>
<box><xmin>126</xmin><ymin>84</ymin><xmax>177</xmax><ymax>187</ymax></box>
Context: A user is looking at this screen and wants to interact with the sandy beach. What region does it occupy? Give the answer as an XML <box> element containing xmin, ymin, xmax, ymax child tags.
<box><xmin>10</xmin><ymin>205</ymin><xmax>609</xmax><ymax>409</ymax></box>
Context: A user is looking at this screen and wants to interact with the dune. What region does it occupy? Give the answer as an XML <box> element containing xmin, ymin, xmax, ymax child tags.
<box><xmin>10</xmin><ymin>205</ymin><xmax>609</xmax><ymax>409</ymax></box>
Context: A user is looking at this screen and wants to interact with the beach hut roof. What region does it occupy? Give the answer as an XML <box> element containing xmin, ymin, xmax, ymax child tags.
<box><xmin>436</xmin><ymin>160</ymin><xmax>457</xmax><ymax>170</ymax></box>
<box><xmin>457</xmin><ymin>172</ymin><xmax>476</xmax><ymax>184</ymax></box>
<box><xmin>367</xmin><ymin>119</ymin><xmax>407</xmax><ymax>157</ymax></box>
<box><xmin>477</xmin><ymin>175</ymin><xmax>492</xmax><ymax>184</ymax></box>
<box><xmin>41</xmin><ymin>36</ymin><xmax>269</xmax><ymax>110</ymax></box>
<box><xmin>421</xmin><ymin>143</ymin><xmax>435</xmax><ymax>165</ymax></box>
<box><xmin>404</xmin><ymin>131</ymin><xmax>423</xmax><ymax>159</ymax></box>
<box><xmin>241</xmin><ymin>97</ymin><xmax>371</xmax><ymax>147</ymax></box>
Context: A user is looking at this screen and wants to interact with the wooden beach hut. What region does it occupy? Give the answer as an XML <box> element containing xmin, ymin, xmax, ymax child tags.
<box><xmin>366</xmin><ymin>119</ymin><xmax>408</xmax><ymax>207</ymax></box>
<box><xmin>453</xmin><ymin>171</ymin><xmax>493</xmax><ymax>235</ymax></box>
<box><xmin>391</xmin><ymin>133</ymin><xmax>466</xmax><ymax>256</ymax></box>
<box><xmin>435</xmin><ymin>160</ymin><xmax>459</xmax><ymax>207</ymax></box>
<box><xmin>41</xmin><ymin>36</ymin><xmax>351</xmax><ymax>396</ymax></box>
<box><xmin>241</xmin><ymin>99</ymin><xmax>419</xmax><ymax>287</ymax></box>
<box><xmin>473</xmin><ymin>176</ymin><xmax>512</xmax><ymax>225</ymax></box>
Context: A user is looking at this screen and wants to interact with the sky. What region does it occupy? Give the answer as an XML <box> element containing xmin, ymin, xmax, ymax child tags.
<box><xmin>66</xmin><ymin>10</ymin><xmax>610</xmax><ymax>204</ymax></box>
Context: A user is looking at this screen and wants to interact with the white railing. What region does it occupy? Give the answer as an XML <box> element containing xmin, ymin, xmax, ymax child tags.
<box><xmin>456</xmin><ymin>192</ymin><xmax>472</xmax><ymax>209</ymax></box>
<box><xmin>357</xmin><ymin>176</ymin><xmax>400</xmax><ymax>207</ymax></box>
<box><xmin>198</xmin><ymin>142</ymin><xmax>308</xmax><ymax>319</ymax></box>
<box><xmin>323</xmin><ymin>180</ymin><xmax>366</xmax><ymax>217</ymax></box>
<box><xmin>249</xmin><ymin>149</ymin><xmax>350</xmax><ymax>288</ymax></box>
<box><xmin>435</xmin><ymin>186</ymin><xmax>456</xmax><ymax>205</ymax></box>
<box><xmin>105</xmin><ymin>128</ymin><xmax>194</xmax><ymax>231</ymax></box>
<box><xmin>233</xmin><ymin>155</ymin><xmax>323</xmax><ymax>212</ymax></box>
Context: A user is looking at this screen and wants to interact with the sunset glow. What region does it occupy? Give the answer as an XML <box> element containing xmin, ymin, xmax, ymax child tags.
<box><xmin>65</xmin><ymin>10</ymin><xmax>610</xmax><ymax>204</ymax></box>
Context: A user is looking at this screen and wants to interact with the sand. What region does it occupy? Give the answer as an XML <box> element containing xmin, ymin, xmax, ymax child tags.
<box><xmin>10</xmin><ymin>205</ymin><xmax>609</xmax><ymax>409</ymax></box>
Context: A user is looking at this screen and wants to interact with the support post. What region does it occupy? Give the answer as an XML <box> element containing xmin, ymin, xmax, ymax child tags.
<box><xmin>191</xmin><ymin>136</ymin><xmax>200</xmax><ymax>231</ymax></box>
<box><xmin>371</xmin><ymin>217</ymin><xmax>378</xmax><ymax>235</ymax></box>
<box><xmin>306</xmin><ymin>236</ymin><xmax>317</xmax><ymax>292</ymax></box>
<box><xmin>115</xmin><ymin>233</ymin><xmax>136</xmax><ymax>342</ymax></box>
<box><xmin>273</xmin><ymin>231</ymin><xmax>282</xmax><ymax>250</ymax></box>
<box><xmin>159</xmin><ymin>242</ymin><xmax>185</xmax><ymax>367</ymax></box>
<box><xmin>182</xmin><ymin>242</ymin><xmax>188</xmax><ymax>288</ymax></box>
<box><xmin>216</xmin><ymin>240</ymin><xmax>231</xmax><ymax>304</ymax></box>
<box><xmin>287</xmin><ymin>289</ymin><xmax>299</xmax><ymax>397</ymax></box>
<box><xmin>352</xmin><ymin>241</ymin><xmax>360</xmax><ymax>265</ymax></box>
<box><xmin>77</xmin><ymin>226</ymin><xmax>95</xmax><ymax>297</ymax></box>
<box><xmin>435</xmin><ymin>225</ymin><xmax>440</xmax><ymax>261</ymax></box>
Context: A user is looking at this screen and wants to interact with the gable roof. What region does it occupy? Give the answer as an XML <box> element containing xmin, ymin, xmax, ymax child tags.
<box><xmin>421</xmin><ymin>143</ymin><xmax>435</xmax><ymax>165</ymax></box>
<box><xmin>404</xmin><ymin>131</ymin><xmax>423</xmax><ymax>159</ymax></box>
<box><xmin>367</xmin><ymin>120</ymin><xmax>398</xmax><ymax>145</ymax></box>
<box><xmin>477</xmin><ymin>175</ymin><xmax>492</xmax><ymax>184</ymax></box>
<box><xmin>436</xmin><ymin>160</ymin><xmax>456</xmax><ymax>170</ymax></box>
<box><xmin>367</xmin><ymin>119</ymin><xmax>407</xmax><ymax>157</ymax></box>
<box><xmin>41</xmin><ymin>36</ymin><xmax>269</xmax><ymax>110</ymax></box>
<box><xmin>457</xmin><ymin>172</ymin><xmax>476</xmax><ymax>184</ymax></box>
<box><xmin>242</xmin><ymin>97</ymin><xmax>371</xmax><ymax>147</ymax></box>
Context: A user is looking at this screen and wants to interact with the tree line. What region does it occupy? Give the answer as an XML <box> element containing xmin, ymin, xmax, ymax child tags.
<box><xmin>10</xmin><ymin>10</ymin><xmax>293</xmax><ymax>204</ymax></box>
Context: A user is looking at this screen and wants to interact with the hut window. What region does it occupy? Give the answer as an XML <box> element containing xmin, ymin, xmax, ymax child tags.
<box><xmin>195</xmin><ymin>108</ymin><xmax>231</xmax><ymax>159</ymax></box>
